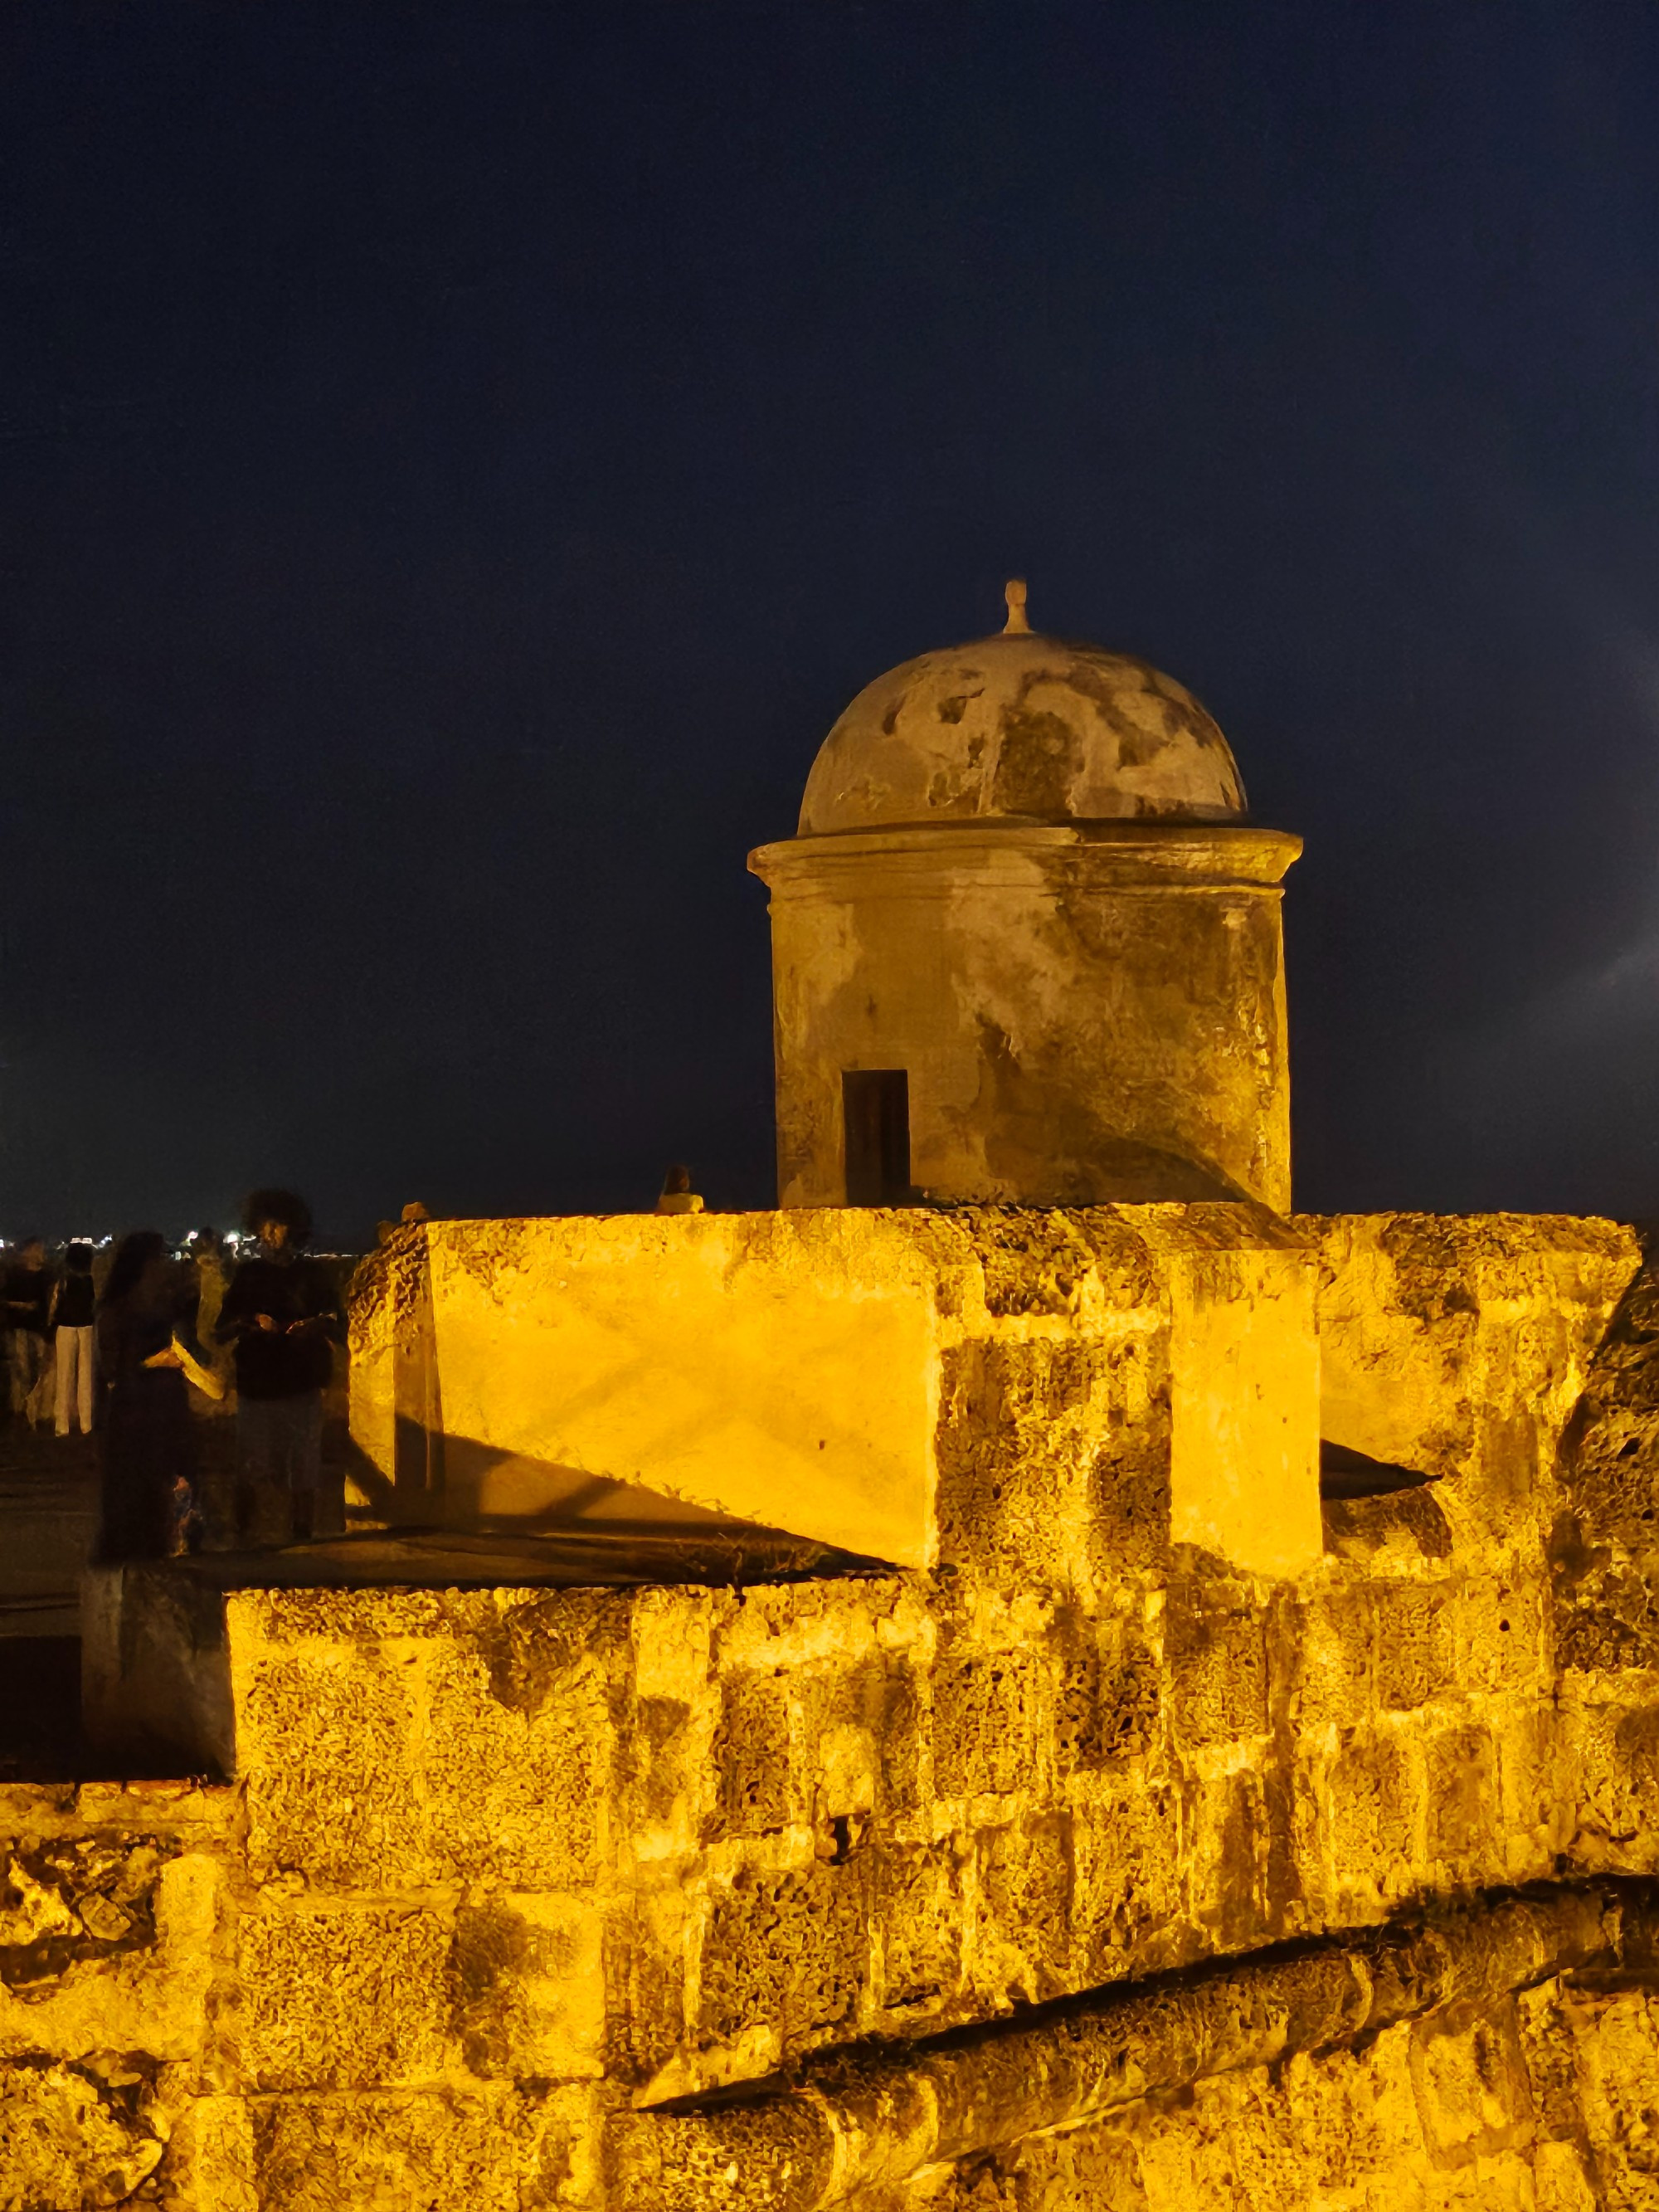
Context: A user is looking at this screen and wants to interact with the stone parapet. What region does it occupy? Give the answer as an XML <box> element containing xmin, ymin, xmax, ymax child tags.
<box><xmin>7</xmin><ymin>1206</ymin><xmax>1654</xmax><ymax>2207</ymax></box>
<box><xmin>347</xmin><ymin>1203</ymin><xmax>1323</xmax><ymax>1578</ymax></box>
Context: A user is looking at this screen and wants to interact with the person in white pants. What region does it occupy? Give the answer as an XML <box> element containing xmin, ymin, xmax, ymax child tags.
<box><xmin>52</xmin><ymin>1241</ymin><xmax>98</xmax><ymax>1436</ymax></box>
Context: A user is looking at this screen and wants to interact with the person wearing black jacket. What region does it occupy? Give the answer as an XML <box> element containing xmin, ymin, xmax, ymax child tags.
<box><xmin>2</xmin><ymin>1238</ymin><xmax>56</xmax><ymax>1430</ymax></box>
<box><xmin>216</xmin><ymin>1188</ymin><xmax>341</xmax><ymax>1543</ymax></box>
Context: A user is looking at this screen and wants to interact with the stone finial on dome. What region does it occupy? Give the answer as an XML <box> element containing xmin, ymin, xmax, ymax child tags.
<box><xmin>1002</xmin><ymin>577</ymin><xmax>1030</xmax><ymax>635</ymax></box>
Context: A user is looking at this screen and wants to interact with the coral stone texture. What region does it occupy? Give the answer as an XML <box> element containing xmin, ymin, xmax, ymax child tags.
<box><xmin>22</xmin><ymin>1206</ymin><xmax>1659</xmax><ymax>2207</ymax></box>
<box><xmin>752</xmin><ymin>608</ymin><xmax>1297</xmax><ymax>1209</ymax></box>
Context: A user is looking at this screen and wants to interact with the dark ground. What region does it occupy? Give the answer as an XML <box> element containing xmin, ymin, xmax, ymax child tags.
<box><xmin>0</xmin><ymin>1412</ymin><xmax>354</xmax><ymax>1781</ymax></box>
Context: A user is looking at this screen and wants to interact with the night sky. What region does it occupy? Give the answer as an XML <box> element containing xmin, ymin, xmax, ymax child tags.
<box><xmin>4</xmin><ymin>4</ymin><xmax>1659</xmax><ymax>1245</ymax></box>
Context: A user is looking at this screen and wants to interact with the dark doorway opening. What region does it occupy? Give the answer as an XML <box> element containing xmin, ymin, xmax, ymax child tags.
<box><xmin>843</xmin><ymin>1069</ymin><xmax>912</xmax><ymax>1205</ymax></box>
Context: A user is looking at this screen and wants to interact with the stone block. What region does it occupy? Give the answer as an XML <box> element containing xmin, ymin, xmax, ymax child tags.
<box><xmin>1425</xmin><ymin>1726</ymin><xmax>1501</xmax><ymax>1872</ymax></box>
<box><xmin>420</xmin><ymin>1636</ymin><xmax>606</xmax><ymax>1889</ymax></box>
<box><xmin>1068</xmin><ymin>1781</ymin><xmax>1185</xmax><ymax>1981</ymax></box>
<box><xmin>248</xmin><ymin>2087</ymin><xmax>572</xmax><ymax>2212</ymax></box>
<box><xmin>1326</xmin><ymin>1732</ymin><xmax>1418</xmax><ymax>1907</ymax></box>
<box><xmin>932</xmin><ymin>1647</ymin><xmax>1044</xmax><ymax>1800</ymax></box>
<box><xmin>873</xmin><ymin>1661</ymin><xmax>927</xmax><ymax>1820</ymax></box>
<box><xmin>158</xmin><ymin>2092</ymin><xmax>259</xmax><ymax>2212</ymax></box>
<box><xmin>710</xmin><ymin>1674</ymin><xmax>797</xmax><ymax>1839</ymax></box>
<box><xmin>1457</xmin><ymin>1577</ymin><xmax>1545</xmax><ymax>1698</ymax></box>
<box><xmin>1162</xmin><ymin>1225</ymin><xmax>1322</xmax><ymax>1581</ymax></box>
<box><xmin>1407</xmin><ymin>1999</ymin><xmax>1533</xmax><ymax>2165</ymax></box>
<box><xmin>354</xmin><ymin>1212</ymin><xmax>947</xmax><ymax>1566</ymax></box>
<box><xmin>975</xmin><ymin>1812</ymin><xmax>1076</xmax><ymax>1999</ymax></box>
<box><xmin>0</xmin><ymin>1842</ymin><xmax>221</xmax><ymax>2068</ymax></box>
<box><xmin>697</xmin><ymin>1861</ymin><xmax>870</xmax><ymax>2054</ymax></box>
<box><xmin>1165</xmin><ymin>1581</ymin><xmax>1268</xmax><ymax>1745</ymax></box>
<box><xmin>239</xmin><ymin>1649</ymin><xmax>424</xmax><ymax>1887</ymax></box>
<box><xmin>1301</xmin><ymin>1211</ymin><xmax>1637</xmax><ymax>1484</ymax></box>
<box><xmin>872</xmin><ymin>1841</ymin><xmax>961</xmax><ymax>2017</ymax></box>
<box><xmin>1199</xmin><ymin>1765</ymin><xmax>1294</xmax><ymax>1951</ymax></box>
<box><xmin>935</xmin><ymin>1336</ymin><xmax>1123</xmax><ymax>1592</ymax></box>
<box><xmin>1497</xmin><ymin>1705</ymin><xmax>1573</xmax><ymax>1874</ymax></box>
<box><xmin>1054</xmin><ymin>1610</ymin><xmax>1160</xmax><ymax>1772</ymax></box>
<box><xmin>449</xmin><ymin>1892</ymin><xmax>605</xmax><ymax>2083</ymax></box>
<box><xmin>0</xmin><ymin>2060</ymin><xmax>167</xmax><ymax>2205</ymax></box>
<box><xmin>237</xmin><ymin>1903</ymin><xmax>451</xmax><ymax>2092</ymax></box>
<box><xmin>1292</xmin><ymin>1583</ymin><xmax>1377</xmax><ymax>1728</ymax></box>
<box><xmin>1559</xmin><ymin>1704</ymin><xmax>1659</xmax><ymax>1869</ymax></box>
<box><xmin>628</xmin><ymin>1692</ymin><xmax>708</xmax><ymax>1844</ymax></box>
<box><xmin>1515</xmin><ymin>1979</ymin><xmax>1586</xmax><ymax>2148</ymax></box>
<box><xmin>1559</xmin><ymin>1985</ymin><xmax>1659</xmax><ymax>2199</ymax></box>
<box><xmin>601</xmin><ymin>1888</ymin><xmax>693</xmax><ymax>2092</ymax></box>
<box><xmin>1373</xmin><ymin>1580</ymin><xmax>1452</xmax><ymax>1713</ymax></box>
<box><xmin>1083</xmin><ymin>1372</ymin><xmax>1173</xmax><ymax>1582</ymax></box>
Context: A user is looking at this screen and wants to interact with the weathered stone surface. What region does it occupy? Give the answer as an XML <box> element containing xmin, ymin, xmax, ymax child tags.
<box><xmin>1301</xmin><ymin>1211</ymin><xmax>1637</xmax><ymax>1503</ymax></box>
<box><xmin>752</xmin><ymin>827</ymin><xmax>1299</xmax><ymax>1211</ymax></box>
<box><xmin>0</xmin><ymin>2060</ymin><xmax>166</xmax><ymax>2209</ymax></box>
<box><xmin>796</xmin><ymin>626</ymin><xmax>1248</xmax><ymax>837</ymax></box>
<box><xmin>237</xmin><ymin>1903</ymin><xmax>453</xmax><ymax>2092</ymax></box>
<box><xmin>345</xmin><ymin>1205</ymin><xmax>1321</xmax><ymax>1580</ymax></box>
<box><xmin>3</xmin><ymin>1207</ymin><xmax>1658</xmax><ymax>2209</ymax></box>
<box><xmin>611</xmin><ymin>1884</ymin><xmax>1630</xmax><ymax>2210</ymax></box>
<box><xmin>246</xmin><ymin>2086</ymin><xmax>581</xmax><ymax>2212</ymax></box>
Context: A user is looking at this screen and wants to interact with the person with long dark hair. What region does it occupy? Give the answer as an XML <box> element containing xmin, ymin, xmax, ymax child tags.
<box><xmin>93</xmin><ymin>1230</ymin><xmax>200</xmax><ymax>1562</ymax></box>
<box><xmin>51</xmin><ymin>1240</ymin><xmax>98</xmax><ymax>1437</ymax></box>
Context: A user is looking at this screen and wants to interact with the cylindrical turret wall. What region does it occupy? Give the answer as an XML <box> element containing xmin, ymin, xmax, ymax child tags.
<box><xmin>749</xmin><ymin>822</ymin><xmax>1301</xmax><ymax>1211</ymax></box>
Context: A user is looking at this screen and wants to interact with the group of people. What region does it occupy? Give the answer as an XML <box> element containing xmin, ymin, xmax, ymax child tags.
<box><xmin>2</xmin><ymin>1188</ymin><xmax>343</xmax><ymax>1562</ymax></box>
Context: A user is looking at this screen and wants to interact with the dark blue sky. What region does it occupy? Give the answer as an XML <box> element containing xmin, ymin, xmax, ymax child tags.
<box><xmin>3</xmin><ymin>2</ymin><xmax>1659</xmax><ymax>1240</ymax></box>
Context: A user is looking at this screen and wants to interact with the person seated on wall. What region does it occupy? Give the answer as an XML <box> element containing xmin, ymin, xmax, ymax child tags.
<box><xmin>216</xmin><ymin>1188</ymin><xmax>343</xmax><ymax>1546</ymax></box>
<box><xmin>654</xmin><ymin>1164</ymin><xmax>704</xmax><ymax>1216</ymax></box>
<box><xmin>376</xmin><ymin>1200</ymin><xmax>431</xmax><ymax>1246</ymax></box>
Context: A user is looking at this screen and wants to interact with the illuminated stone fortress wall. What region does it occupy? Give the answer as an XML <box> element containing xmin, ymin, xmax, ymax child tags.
<box><xmin>8</xmin><ymin>593</ymin><xmax>1659</xmax><ymax>2209</ymax></box>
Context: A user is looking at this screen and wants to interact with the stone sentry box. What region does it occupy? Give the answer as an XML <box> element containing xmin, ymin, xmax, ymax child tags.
<box><xmin>751</xmin><ymin>823</ymin><xmax>1300</xmax><ymax>1212</ymax></box>
<box><xmin>747</xmin><ymin>587</ymin><xmax>1301</xmax><ymax>1215</ymax></box>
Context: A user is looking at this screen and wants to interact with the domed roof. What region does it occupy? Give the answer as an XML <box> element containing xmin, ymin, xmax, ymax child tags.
<box><xmin>799</xmin><ymin>582</ymin><xmax>1245</xmax><ymax>836</ymax></box>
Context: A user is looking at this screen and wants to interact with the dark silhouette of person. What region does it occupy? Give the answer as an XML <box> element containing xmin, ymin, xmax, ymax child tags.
<box><xmin>93</xmin><ymin>1230</ymin><xmax>200</xmax><ymax>1562</ymax></box>
<box><xmin>2</xmin><ymin>1237</ymin><xmax>56</xmax><ymax>1428</ymax></box>
<box><xmin>654</xmin><ymin>1163</ymin><xmax>704</xmax><ymax>1216</ymax></box>
<box><xmin>216</xmin><ymin>1188</ymin><xmax>342</xmax><ymax>1543</ymax></box>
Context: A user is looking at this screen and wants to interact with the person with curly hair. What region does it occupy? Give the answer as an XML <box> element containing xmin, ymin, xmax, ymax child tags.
<box><xmin>216</xmin><ymin>1188</ymin><xmax>342</xmax><ymax>1544</ymax></box>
